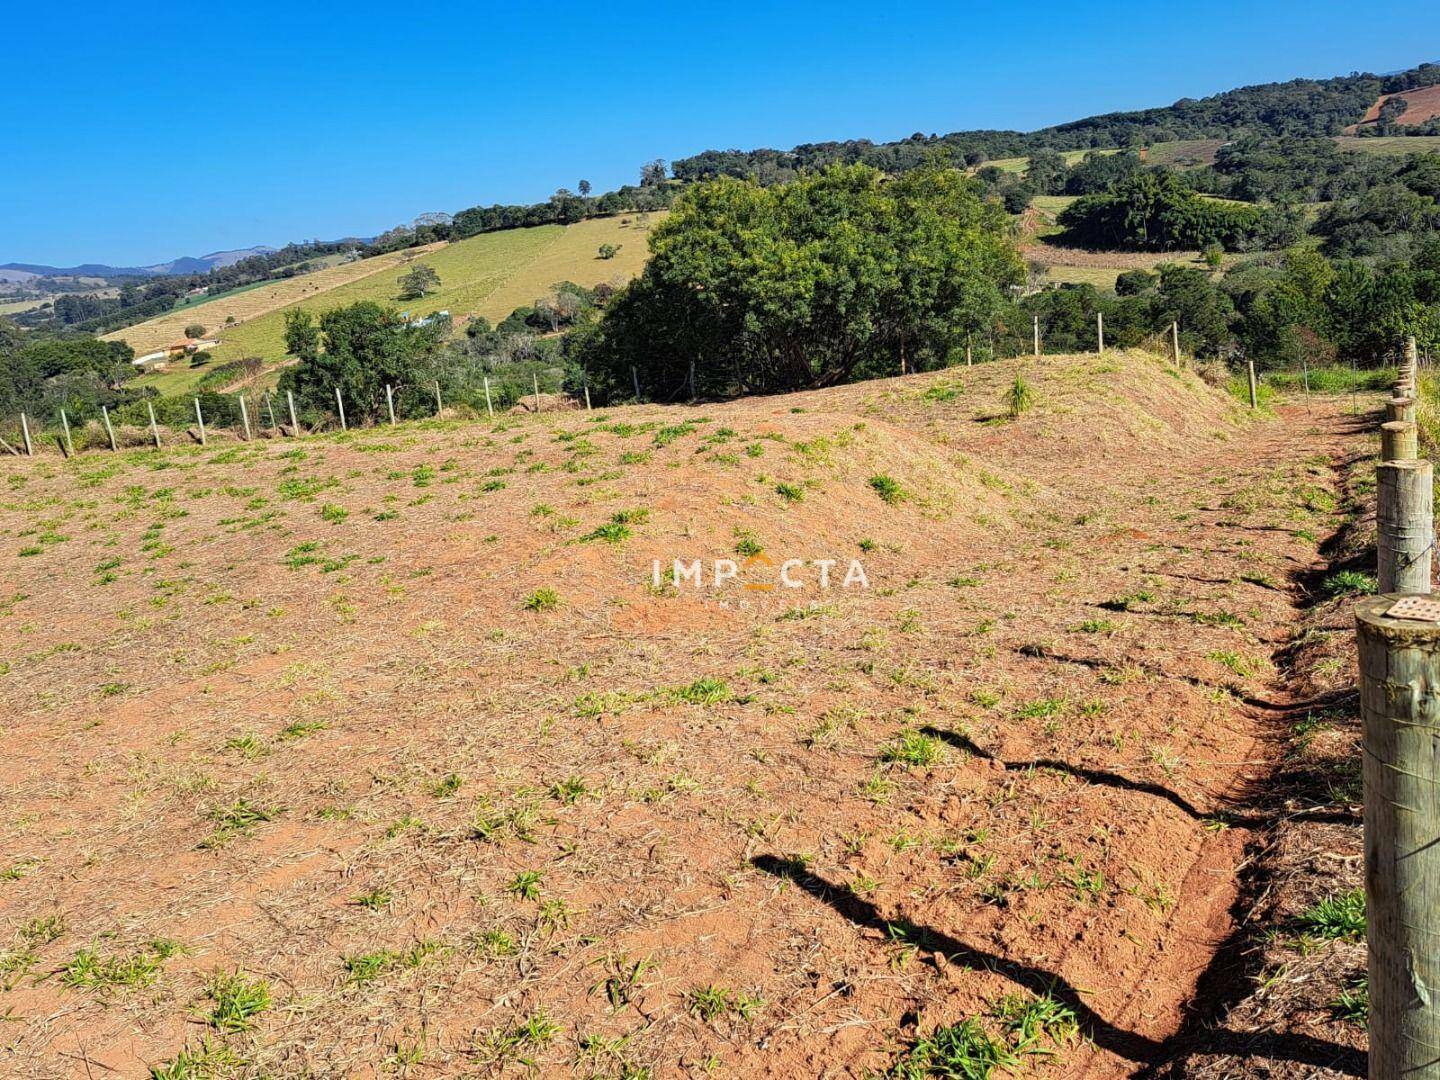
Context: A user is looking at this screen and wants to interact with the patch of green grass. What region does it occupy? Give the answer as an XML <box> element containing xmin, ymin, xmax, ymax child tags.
<box><xmin>1322</xmin><ymin>570</ymin><xmax>1376</xmax><ymax>597</ymax></box>
<box><xmin>148</xmin><ymin>1038</ymin><xmax>243</xmax><ymax>1080</ymax></box>
<box><xmin>507</xmin><ymin>869</ymin><xmax>543</xmax><ymax>901</ymax></box>
<box><xmin>868</xmin><ymin>474</ymin><xmax>908</xmax><ymax>504</ymax></box>
<box><xmin>687</xmin><ymin>984</ymin><xmax>763</xmax><ymax>1024</ymax></box>
<box><xmin>880</xmin><ymin>730</ymin><xmax>943</xmax><ymax>768</ymax></box>
<box><xmin>59</xmin><ymin>939</ymin><xmax>182</xmax><ymax>991</ymax></box>
<box><xmin>886</xmin><ymin>1017</ymin><xmax>1018</xmax><ymax>1078</ymax></box>
<box><xmin>774</xmin><ymin>481</ymin><xmax>805</xmax><ymax>503</ymax></box>
<box><xmin>523</xmin><ymin>587</ymin><xmax>560</xmax><ymax>612</ymax></box>
<box><xmin>1330</xmin><ymin>977</ymin><xmax>1369</xmax><ymax>1024</ymax></box>
<box><xmin>203</xmin><ymin>969</ymin><xmax>271</xmax><ymax>1031</ymax></box>
<box><xmin>668</xmin><ymin>676</ymin><xmax>732</xmax><ymax>705</ymax></box>
<box><xmin>1006</xmin><ymin>375</ymin><xmax>1036</xmax><ymax>419</ymax></box>
<box><xmin>1298</xmin><ymin>889</ymin><xmax>1365</xmax><ymax>940</ymax></box>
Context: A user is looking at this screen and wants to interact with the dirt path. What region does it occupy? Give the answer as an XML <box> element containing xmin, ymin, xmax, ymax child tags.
<box><xmin>0</xmin><ymin>358</ymin><xmax>1374</xmax><ymax>1077</ymax></box>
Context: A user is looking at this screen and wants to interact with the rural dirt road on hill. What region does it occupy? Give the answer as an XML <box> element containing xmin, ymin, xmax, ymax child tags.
<box><xmin>0</xmin><ymin>353</ymin><xmax>1370</xmax><ymax>1078</ymax></box>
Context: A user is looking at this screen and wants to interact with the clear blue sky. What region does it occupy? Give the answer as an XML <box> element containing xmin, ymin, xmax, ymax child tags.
<box><xmin>4</xmin><ymin>1</ymin><xmax>1434</xmax><ymax>267</ymax></box>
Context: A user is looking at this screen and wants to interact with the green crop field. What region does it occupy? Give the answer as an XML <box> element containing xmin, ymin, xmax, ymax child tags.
<box><xmin>132</xmin><ymin>215</ymin><xmax>657</xmax><ymax>395</ymax></box>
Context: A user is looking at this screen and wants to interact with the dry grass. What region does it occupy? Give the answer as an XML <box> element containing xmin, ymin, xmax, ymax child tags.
<box><xmin>0</xmin><ymin>352</ymin><xmax>1371</xmax><ymax>1077</ymax></box>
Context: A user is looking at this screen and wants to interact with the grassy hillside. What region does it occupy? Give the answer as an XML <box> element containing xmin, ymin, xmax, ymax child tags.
<box><xmin>119</xmin><ymin>216</ymin><xmax>656</xmax><ymax>395</ymax></box>
<box><xmin>104</xmin><ymin>244</ymin><xmax>446</xmax><ymax>358</ymax></box>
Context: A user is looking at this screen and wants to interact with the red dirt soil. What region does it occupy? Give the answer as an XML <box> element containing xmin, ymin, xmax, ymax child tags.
<box><xmin>1346</xmin><ymin>83</ymin><xmax>1440</xmax><ymax>131</ymax></box>
<box><xmin>0</xmin><ymin>352</ymin><xmax>1368</xmax><ymax>1077</ymax></box>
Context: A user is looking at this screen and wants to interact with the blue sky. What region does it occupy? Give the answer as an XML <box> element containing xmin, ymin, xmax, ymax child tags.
<box><xmin>4</xmin><ymin>1</ymin><xmax>1434</xmax><ymax>266</ymax></box>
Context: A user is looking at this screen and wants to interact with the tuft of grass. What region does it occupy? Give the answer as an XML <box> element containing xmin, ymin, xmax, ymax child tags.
<box><xmin>886</xmin><ymin>1017</ymin><xmax>1018</xmax><ymax>1078</ymax></box>
<box><xmin>507</xmin><ymin>869</ymin><xmax>543</xmax><ymax>901</ymax></box>
<box><xmin>687</xmin><ymin>984</ymin><xmax>763</xmax><ymax>1024</ymax></box>
<box><xmin>148</xmin><ymin>1038</ymin><xmax>242</xmax><ymax>1079</ymax></box>
<box><xmin>203</xmin><ymin>969</ymin><xmax>272</xmax><ymax>1032</ymax></box>
<box><xmin>880</xmin><ymin>730</ymin><xmax>943</xmax><ymax>768</ymax></box>
<box><xmin>523</xmin><ymin>587</ymin><xmax>560</xmax><ymax>612</ymax></box>
<box><xmin>1322</xmin><ymin>570</ymin><xmax>1376</xmax><ymax>597</ymax></box>
<box><xmin>1006</xmin><ymin>375</ymin><xmax>1036</xmax><ymax>419</ymax></box>
<box><xmin>1330</xmin><ymin>977</ymin><xmax>1369</xmax><ymax>1024</ymax></box>
<box><xmin>669</xmin><ymin>676</ymin><xmax>732</xmax><ymax>705</ymax></box>
<box><xmin>1297</xmin><ymin>889</ymin><xmax>1365</xmax><ymax>940</ymax></box>
<box><xmin>868</xmin><ymin>474</ymin><xmax>908</xmax><ymax>504</ymax></box>
<box><xmin>774</xmin><ymin>481</ymin><xmax>805</xmax><ymax>503</ymax></box>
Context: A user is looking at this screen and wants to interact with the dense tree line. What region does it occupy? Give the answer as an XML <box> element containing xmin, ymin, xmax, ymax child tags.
<box><xmin>0</xmin><ymin>319</ymin><xmax>138</xmax><ymax>424</ymax></box>
<box><xmin>672</xmin><ymin>64</ymin><xmax>1439</xmax><ymax>184</ymax></box>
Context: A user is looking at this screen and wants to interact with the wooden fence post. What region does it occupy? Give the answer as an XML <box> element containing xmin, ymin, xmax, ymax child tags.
<box><xmin>1377</xmin><ymin>460</ymin><xmax>1433</xmax><ymax>594</ymax></box>
<box><xmin>1032</xmin><ymin>315</ymin><xmax>1040</xmax><ymax>357</ymax></box>
<box><xmin>483</xmin><ymin>376</ymin><xmax>494</xmax><ymax>418</ymax></box>
<box><xmin>264</xmin><ymin>392</ymin><xmax>277</xmax><ymax>430</ymax></box>
<box><xmin>533</xmin><ymin>372</ymin><xmax>541</xmax><ymax>413</ymax></box>
<box><xmin>1388</xmin><ymin>396</ymin><xmax>1418</xmax><ymax>424</ymax></box>
<box><xmin>1246</xmin><ymin>360</ymin><xmax>1258</xmax><ymax>409</ymax></box>
<box><xmin>632</xmin><ymin>366</ymin><xmax>641</xmax><ymax>400</ymax></box>
<box><xmin>1355</xmin><ymin>595</ymin><xmax>1440</xmax><ymax>1078</ymax></box>
<box><xmin>194</xmin><ymin>398</ymin><xmax>207</xmax><ymax>445</ymax></box>
<box><xmin>385</xmin><ymin>384</ymin><xmax>396</xmax><ymax>425</ymax></box>
<box><xmin>287</xmin><ymin>390</ymin><xmax>299</xmax><ymax>436</ymax></box>
<box><xmin>965</xmin><ymin>342</ymin><xmax>973</xmax><ymax>367</ymax></box>
<box><xmin>584</xmin><ymin>384</ymin><xmax>592</xmax><ymax>412</ymax></box>
<box><xmin>239</xmin><ymin>395</ymin><xmax>252</xmax><ymax>440</ymax></box>
<box><xmin>1171</xmin><ymin>320</ymin><xmax>1181</xmax><ymax>365</ymax></box>
<box><xmin>101</xmin><ymin>405</ymin><xmax>117</xmax><ymax>452</ymax></box>
<box><xmin>20</xmin><ymin>413</ymin><xmax>32</xmax><ymax>457</ymax></box>
<box><xmin>335</xmin><ymin>387</ymin><xmax>347</xmax><ymax>431</ymax></box>
<box><xmin>59</xmin><ymin>409</ymin><xmax>74</xmax><ymax>458</ymax></box>
<box><xmin>689</xmin><ymin>359</ymin><xmax>697</xmax><ymax>398</ymax></box>
<box><xmin>434</xmin><ymin>380</ymin><xmax>443</xmax><ymax>415</ymax></box>
<box><xmin>147</xmin><ymin>402</ymin><xmax>161</xmax><ymax>448</ymax></box>
<box><xmin>1382</xmin><ymin>421</ymin><xmax>1419</xmax><ymax>463</ymax></box>
<box><xmin>1097</xmin><ymin>311</ymin><xmax>1105</xmax><ymax>354</ymax></box>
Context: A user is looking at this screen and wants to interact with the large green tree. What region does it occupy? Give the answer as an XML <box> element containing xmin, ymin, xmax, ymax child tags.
<box><xmin>279</xmin><ymin>302</ymin><xmax>445</xmax><ymax>422</ymax></box>
<box><xmin>580</xmin><ymin>164</ymin><xmax>1022</xmax><ymax>397</ymax></box>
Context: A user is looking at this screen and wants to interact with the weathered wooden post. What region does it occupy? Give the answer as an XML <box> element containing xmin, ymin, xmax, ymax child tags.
<box><xmin>1355</xmin><ymin>595</ymin><xmax>1440</xmax><ymax>1077</ymax></box>
<box><xmin>1382</xmin><ymin>421</ymin><xmax>1419</xmax><ymax>463</ymax></box>
<box><xmin>147</xmin><ymin>402</ymin><xmax>161</xmax><ymax>448</ymax></box>
<box><xmin>385</xmin><ymin>384</ymin><xmax>396</xmax><ymax>425</ymax></box>
<box><xmin>632</xmin><ymin>366</ymin><xmax>641</xmax><ymax>400</ymax></box>
<box><xmin>483</xmin><ymin>376</ymin><xmax>494</xmax><ymax>418</ymax></box>
<box><xmin>1247</xmin><ymin>360</ymin><xmax>1259</xmax><ymax>410</ymax></box>
<box><xmin>1378</xmin><ymin>460</ymin><xmax>1433</xmax><ymax>594</ymax></box>
<box><xmin>239</xmin><ymin>395</ymin><xmax>252</xmax><ymax>440</ymax></box>
<box><xmin>19</xmin><ymin>413</ymin><xmax>32</xmax><ymax>457</ymax></box>
<box><xmin>59</xmin><ymin>409</ymin><xmax>74</xmax><ymax>458</ymax></box>
<box><xmin>286</xmin><ymin>390</ymin><xmax>299</xmax><ymax>435</ymax></box>
<box><xmin>1097</xmin><ymin>311</ymin><xmax>1104</xmax><ymax>354</ymax></box>
<box><xmin>101</xmin><ymin>405</ymin><xmax>117</xmax><ymax>452</ymax></box>
<box><xmin>965</xmin><ymin>342</ymin><xmax>973</xmax><ymax>367</ymax></box>
<box><xmin>533</xmin><ymin>372</ymin><xmax>541</xmax><ymax>413</ymax></box>
<box><xmin>689</xmin><ymin>359</ymin><xmax>697</xmax><ymax>398</ymax></box>
<box><xmin>264</xmin><ymin>392</ymin><xmax>277</xmax><ymax>430</ymax></box>
<box><xmin>434</xmin><ymin>380</ymin><xmax>443</xmax><ymax>415</ymax></box>
<box><xmin>584</xmin><ymin>384</ymin><xmax>592</xmax><ymax>412</ymax></box>
<box><xmin>194</xmin><ymin>398</ymin><xmax>207</xmax><ymax>445</ymax></box>
<box><xmin>1389</xmin><ymin>397</ymin><xmax>1418</xmax><ymax>424</ymax></box>
<box><xmin>1032</xmin><ymin>315</ymin><xmax>1040</xmax><ymax>357</ymax></box>
<box><xmin>1171</xmin><ymin>320</ymin><xmax>1181</xmax><ymax>365</ymax></box>
<box><xmin>334</xmin><ymin>387</ymin><xmax>347</xmax><ymax>431</ymax></box>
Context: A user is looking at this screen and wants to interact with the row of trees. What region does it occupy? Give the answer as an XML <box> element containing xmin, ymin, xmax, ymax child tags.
<box><xmin>671</xmin><ymin>64</ymin><xmax>1440</xmax><ymax>184</ymax></box>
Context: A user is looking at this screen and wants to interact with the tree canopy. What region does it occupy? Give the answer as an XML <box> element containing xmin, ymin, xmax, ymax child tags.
<box><xmin>577</xmin><ymin>164</ymin><xmax>1022</xmax><ymax>398</ymax></box>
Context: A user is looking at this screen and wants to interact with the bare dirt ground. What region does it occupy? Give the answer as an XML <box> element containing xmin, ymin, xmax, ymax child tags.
<box><xmin>0</xmin><ymin>352</ymin><xmax>1372</xmax><ymax>1078</ymax></box>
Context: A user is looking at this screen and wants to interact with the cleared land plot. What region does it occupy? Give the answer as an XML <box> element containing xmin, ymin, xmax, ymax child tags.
<box><xmin>0</xmin><ymin>351</ymin><xmax>1366</xmax><ymax>1077</ymax></box>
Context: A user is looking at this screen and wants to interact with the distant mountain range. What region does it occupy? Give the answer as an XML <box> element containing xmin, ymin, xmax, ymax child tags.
<box><xmin>0</xmin><ymin>246</ymin><xmax>279</xmax><ymax>282</ymax></box>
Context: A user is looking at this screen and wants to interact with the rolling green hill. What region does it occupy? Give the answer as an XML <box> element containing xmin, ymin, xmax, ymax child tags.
<box><xmin>128</xmin><ymin>215</ymin><xmax>656</xmax><ymax>395</ymax></box>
